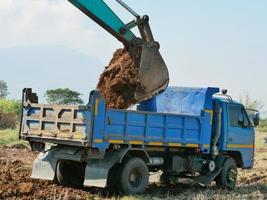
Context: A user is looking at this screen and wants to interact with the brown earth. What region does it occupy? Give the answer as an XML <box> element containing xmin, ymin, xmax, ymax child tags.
<box><xmin>0</xmin><ymin>145</ymin><xmax>266</xmax><ymax>200</ymax></box>
<box><xmin>97</xmin><ymin>47</ymin><xmax>142</xmax><ymax>109</ymax></box>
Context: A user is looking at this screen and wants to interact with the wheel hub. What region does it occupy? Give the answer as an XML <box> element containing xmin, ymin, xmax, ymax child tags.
<box><xmin>129</xmin><ymin>169</ymin><xmax>141</xmax><ymax>187</ymax></box>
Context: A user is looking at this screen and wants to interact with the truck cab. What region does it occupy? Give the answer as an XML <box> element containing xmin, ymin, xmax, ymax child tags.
<box><xmin>215</xmin><ymin>96</ymin><xmax>258</xmax><ymax>169</ymax></box>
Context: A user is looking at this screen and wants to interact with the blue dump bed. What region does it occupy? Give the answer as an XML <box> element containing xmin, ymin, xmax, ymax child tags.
<box><xmin>20</xmin><ymin>87</ymin><xmax>219</xmax><ymax>154</ymax></box>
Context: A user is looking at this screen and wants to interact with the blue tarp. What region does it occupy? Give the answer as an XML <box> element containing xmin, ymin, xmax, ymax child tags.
<box><xmin>139</xmin><ymin>87</ymin><xmax>219</xmax><ymax>116</ymax></box>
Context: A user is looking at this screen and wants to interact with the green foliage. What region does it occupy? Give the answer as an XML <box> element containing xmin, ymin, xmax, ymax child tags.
<box><xmin>0</xmin><ymin>99</ymin><xmax>21</xmax><ymax>129</ymax></box>
<box><xmin>0</xmin><ymin>80</ymin><xmax>8</xmax><ymax>99</ymax></box>
<box><xmin>45</xmin><ymin>88</ymin><xmax>84</xmax><ymax>105</ymax></box>
<box><xmin>0</xmin><ymin>99</ymin><xmax>21</xmax><ymax>115</ymax></box>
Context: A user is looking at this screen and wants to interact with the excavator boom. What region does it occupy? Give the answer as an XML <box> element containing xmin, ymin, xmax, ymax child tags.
<box><xmin>68</xmin><ymin>0</ymin><xmax>169</xmax><ymax>101</ymax></box>
<box><xmin>68</xmin><ymin>0</ymin><xmax>136</xmax><ymax>45</ymax></box>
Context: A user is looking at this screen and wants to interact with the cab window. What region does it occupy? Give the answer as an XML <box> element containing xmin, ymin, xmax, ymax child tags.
<box><xmin>228</xmin><ymin>104</ymin><xmax>251</xmax><ymax>128</ymax></box>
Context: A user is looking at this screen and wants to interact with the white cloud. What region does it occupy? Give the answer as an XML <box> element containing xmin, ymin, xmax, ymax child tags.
<box><xmin>0</xmin><ymin>0</ymin><xmax>120</xmax><ymax>60</ymax></box>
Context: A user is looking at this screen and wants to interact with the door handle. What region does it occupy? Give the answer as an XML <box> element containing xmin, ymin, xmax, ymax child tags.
<box><xmin>228</xmin><ymin>137</ymin><xmax>233</xmax><ymax>142</ymax></box>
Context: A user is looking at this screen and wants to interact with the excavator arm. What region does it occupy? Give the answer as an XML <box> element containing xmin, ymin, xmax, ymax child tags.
<box><xmin>68</xmin><ymin>0</ymin><xmax>137</xmax><ymax>45</ymax></box>
<box><xmin>68</xmin><ymin>0</ymin><xmax>169</xmax><ymax>101</ymax></box>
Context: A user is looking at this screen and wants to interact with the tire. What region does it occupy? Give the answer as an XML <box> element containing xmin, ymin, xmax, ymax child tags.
<box><xmin>107</xmin><ymin>164</ymin><xmax>121</xmax><ymax>192</ymax></box>
<box><xmin>216</xmin><ymin>157</ymin><xmax>237</xmax><ymax>190</ymax></box>
<box><xmin>119</xmin><ymin>158</ymin><xmax>149</xmax><ymax>194</ymax></box>
<box><xmin>56</xmin><ymin>160</ymin><xmax>85</xmax><ymax>187</ymax></box>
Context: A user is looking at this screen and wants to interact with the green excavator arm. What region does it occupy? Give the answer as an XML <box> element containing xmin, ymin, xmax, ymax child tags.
<box><xmin>68</xmin><ymin>0</ymin><xmax>169</xmax><ymax>101</ymax></box>
<box><xmin>68</xmin><ymin>0</ymin><xmax>136</xmax><ymax>45</ymax></box>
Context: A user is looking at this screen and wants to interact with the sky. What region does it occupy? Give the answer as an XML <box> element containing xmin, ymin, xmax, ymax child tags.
<box><xmin>0</xmin><ymin>0</ymin><xmax>266</xmax><ymax>114</ymax></box>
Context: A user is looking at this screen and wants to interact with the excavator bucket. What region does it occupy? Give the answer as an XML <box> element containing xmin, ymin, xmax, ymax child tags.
<box><xmin>135</xmin><ymin>44</ymin><xmax>169</xmax><ymax>101</ymax></box>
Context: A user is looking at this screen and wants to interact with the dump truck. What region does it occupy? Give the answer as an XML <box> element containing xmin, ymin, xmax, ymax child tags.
<box><xmin>19</xmin><ymin>87</ymin><xmax>260</xmax><ymax>194</ymax></box>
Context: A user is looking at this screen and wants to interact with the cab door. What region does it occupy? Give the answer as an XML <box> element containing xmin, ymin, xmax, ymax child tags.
<box><xmin>227</xmin><ymin>103</ymin><xmax>255</xmax><ymax>168</ymax></box>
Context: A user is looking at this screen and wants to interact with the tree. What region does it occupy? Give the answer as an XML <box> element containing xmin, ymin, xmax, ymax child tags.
<box><xmin>239</xmin><ymin>93</ymin><xmax>263</xmax><ymax>111</ymax></box>
<box><xmin>44</xmin><ymin>88</ymin><xmax>84</xmax><ymax>105</ymax></box>
<box><xmin>0</xmin><ymin>80</ymin><xmax>8</xmax><ymax>99</ymax></box>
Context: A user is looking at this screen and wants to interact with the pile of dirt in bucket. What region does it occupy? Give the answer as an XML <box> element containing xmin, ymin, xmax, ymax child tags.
<box><xmin>97</xmin><ymin>47</ymin><xmax>142</xmax><ymax>109</ymax></box>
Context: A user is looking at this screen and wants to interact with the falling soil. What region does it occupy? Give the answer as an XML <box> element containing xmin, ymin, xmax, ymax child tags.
<box><xmin>97</xmin><ymin>47</ymin><xmax>142</xmax><ymax>109</ymax></box>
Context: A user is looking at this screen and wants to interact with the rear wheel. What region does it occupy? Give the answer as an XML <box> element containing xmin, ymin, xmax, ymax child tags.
<box><xmin>216</xmin><ymin>157</ymin><xmax>237</xmax><ymax>190</ymax></box>
<box><xmin>119</xmin><ymin>158</ymin><xmax>149</xmax><ymax>194</ymax></box>
<box><xmin>107</xmin><ymin>164</ymin><xmax>121</xmax><ymax>192</ymax></box>
<box><xmin>56</xmin><ymin>160</ymin><xmax>85</xmax><ymax>187</ymax></box>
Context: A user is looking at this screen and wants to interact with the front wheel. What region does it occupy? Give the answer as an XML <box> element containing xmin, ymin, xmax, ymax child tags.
<box><xmin>119</xmin><ymin>158</ymin><xmax>149</xmax><ymax>194</ymax></box>
<box><xmin>216</xmin><ymin>157</ymin><xmax>237</xmax><ymax>190</ymax></box>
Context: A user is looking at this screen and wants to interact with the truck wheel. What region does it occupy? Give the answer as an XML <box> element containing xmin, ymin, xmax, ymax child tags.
<box><xmin>216</xmin><ymin>158</ymin><xmax>237</xmax><ymax>190</ymax></box>
<box><xmin>119</xmin><ymin>158</ymin><xmax>149</xmax><ymax>194</ymax></box>
<box><xmin>107</xmin><ymin>164</ymin><xmax>121</xmax><ymax>192</ymax></box>
<box><xmin>56</xmin><ymin>160</ymin><xmax>85</xmax><ymax>187</ymax></box>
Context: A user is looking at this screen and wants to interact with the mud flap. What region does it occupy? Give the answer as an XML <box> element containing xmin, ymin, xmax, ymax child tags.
<box><xmin>31</xmin><ymin>149</ymin><xmax>58</xmax><ymax>181</ymax></box>
<box><xmin>84</xmin><ymin>148</ymin><xmax>128</xmax><ymax>188</ymax></box>
<box><xmin>31</xmin><ymin>146</ymin><xmax>86</xmax><ymax>181</ymax></box>
<box><xmin>191</xmin><ymin>167</ymin><xmax>222</xmax><ymax>186</ymax></box>
<box><xmin>191</xmin><ymin>155</ymin><xmax>225</xmax><ymax>186</ymax></box>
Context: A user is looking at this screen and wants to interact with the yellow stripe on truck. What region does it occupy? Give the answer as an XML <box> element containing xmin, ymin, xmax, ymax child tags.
<box><xmin>94</xmin><ymin>98</ymin><xmax>99</xmax><ymax>116</ymax></box>
<box><xmin>186</xmin><ymin>144</ymin><xmax>199</xmax><ymax>148</ymax></box>
<box><xmin>94</xmin><ymin>139</ymin><xmax>103</xmax><ymax>143</ymax></box>
<box><xmin>227</xmin><ymin>144</ymin><xmax>255</xmax><ymax>149</ymax></box>
<box><xmin>168</xmin><ymin>143</ymin><xmax>182</xmax><ymax>147</ymax></box>
<box><xmin>97</xmin><ymin>139</ymin><xmax>207</xmax><ymax>149</ymax></box>
<box><xmin>148</xmin><ymin>142</ymin><xmax>164</xmax><ymax>146</ymax></box>
<box><xmin>109</xmin><ymin>140</ymin><xmax>124</xmax><ymax>144</ymax></box>
<box><xmin>129</xmin><ymin>141</ymin><xmax>144</xmax><ymax>145</ymax></box>
<box><xmin>205</xmin><ymin>109</ymin><xmax>213</xmax><ymax>125</ymax></box>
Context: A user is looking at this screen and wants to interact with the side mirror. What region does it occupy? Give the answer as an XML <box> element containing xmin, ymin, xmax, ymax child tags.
<box><xmin>246</xmin><ymin>109</ymin><xmax>260</xmax><ymax>127</ymax></box>
<box><xmin>238</xmin><ymin>114</ymin><xmax>244</xmax><ymax>127</ymax></box>
<box><xmin>253</xmin><ymin>112</ymin><xmax>260</xmax><ymax>127</ymax></box>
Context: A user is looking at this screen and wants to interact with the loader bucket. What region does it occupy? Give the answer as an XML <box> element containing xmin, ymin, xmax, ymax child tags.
<box><xmin>135</xmin><ymin>44</ymin><xmax>169</xmax><ymax>101</ymax></box>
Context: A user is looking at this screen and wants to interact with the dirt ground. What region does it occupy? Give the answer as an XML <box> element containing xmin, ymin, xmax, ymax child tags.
<box><xmin>97</xmin><ymin>47</ymin><xmax>142</xmax><ymax>109</ymax></box>
<box><xmin>0</xmin><ymin>145</ymin><xmax>266</xmax><ymax>200</ymax></box>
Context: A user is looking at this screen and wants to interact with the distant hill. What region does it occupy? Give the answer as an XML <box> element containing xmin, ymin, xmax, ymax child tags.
<box><xmin>0</xmin><ymin>45</ymin><xmax>103</xmax><ymax>102</ymax></box>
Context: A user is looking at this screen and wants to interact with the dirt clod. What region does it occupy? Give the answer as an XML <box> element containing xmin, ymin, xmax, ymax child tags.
<box><xmin>97</xmin><ymin>47</ymin><xmax>142</xmax><ymax>109</ymax></box>
<box><xmin>19</xmin><ymin>183</ymin><xmax>34</xmax><ymax>194</ymax></box>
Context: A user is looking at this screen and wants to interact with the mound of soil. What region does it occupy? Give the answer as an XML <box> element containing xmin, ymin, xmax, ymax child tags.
<box><xmin>0</xmin><ymin>147</ymin><xmax>106</xmax><ymax>200</ymax></box>
<box><xmin>97</xmin><ymin>47</ymin><xmax>142</xmax><ymax>109</ymax></box>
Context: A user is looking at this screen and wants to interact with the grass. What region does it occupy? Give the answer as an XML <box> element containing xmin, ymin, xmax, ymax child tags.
<box><xmin>0</xmin><ymin>129</ymin><xmax>27</xmax><ymax>146</ymax></box>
